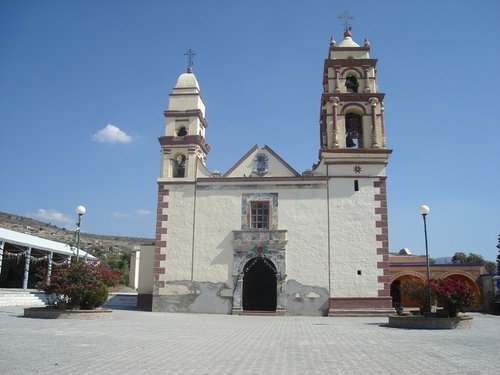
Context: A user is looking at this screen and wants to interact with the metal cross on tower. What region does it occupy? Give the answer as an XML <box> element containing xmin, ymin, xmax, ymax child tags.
<box><xmin>337</xmin><ymin>10</ymin><xmax>354</xmax><ymax>32</ymax></box>
<box><xmin>184</xmin><ymin>48</ymin><xmax>196</xmax><ymax>70</ymax></box>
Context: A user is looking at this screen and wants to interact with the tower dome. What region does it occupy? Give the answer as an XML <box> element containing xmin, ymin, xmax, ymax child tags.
<box><xmin>175</xmin><ymin>69</ymin><xmax>200</xmax><ymax>89</ymax></box>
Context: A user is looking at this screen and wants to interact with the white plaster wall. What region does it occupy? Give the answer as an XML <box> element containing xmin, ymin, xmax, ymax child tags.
<box><xmin>168</xmin><ymin>95</ymin><xmax>205</xmax><ymax>113</ymax></box>
<box><xmin>328</xmin><ymin>178</ymin><xmax>381</xmax><ymax>297</ymax></box>
<box><xmin>279</xmin><ymin>185</ymin><xmax>329</xmax><ymax>289</ymax></box>
<box><xmin>227</xmin><ymin>148</ymin><xmax>297</xmax><ymax>177</ymax></box>
<box><xmin>161</xmin><ymin>184</ymin><xmax>196</xmax><ymax>282</ymax></box>
<box><xmin>192</xmin><ymin>188</ymin><xmax>242</xmax><ymax>285</ymax></box>
<box><xmin>169</xmin><ymin>182</ymin><xmax>330</xmax><ymax>292</ymax></box>
<box><xmin>327</xmin><ymin>164</ymin><xmax>386</xmax><ymax>177</ymax></box>
<box><xmin>330</xmin><ymin>50</ymin><xmax>369</xmax><ymax>59</ymax></box>
<box><xmin>138</xmin><ymin>245</ymin><xmax>154</xmax><ymax>294</ymax></box>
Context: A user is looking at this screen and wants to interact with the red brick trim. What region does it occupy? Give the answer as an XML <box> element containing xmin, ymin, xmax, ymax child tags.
<box><xmin>159</xmin><ymin>135</ymin><xmax>211</xmax><ymax>154</ymax></box>
<box><xmin>320</xmin><ymin>148</ymin><xmax>392</xmax><ymax>155</ymax></box>
<box><xmin>163</xmin><ymin>109</ymin><xmax>208</xmax><ymax>128</ymax></box>
<box><xmin>322</xmin><ymin>92</ymin><xmax>385</xmax><ymax>103</ymax></box>
<box><xmin>329</xmin><ymin>297</ymin><xmax>393</xmax><ymax>309</ymax></box>
<box><xmin>154</xmin><ymin>182</ymin><xmax>169</xmax><ymax>295</ymax></box>
<box><xmin>263</xmin><ymin>145</ymin><xmax>301</xmax><ymax>177</ymax></box>
<box><xmin>324</xmin><ymin>57</ymin><xmax>374</xmax><ymax>68</ymax></box>
<box><xmin>374</xmin><ymin>178</ymin><xmax>390</xmax><ymax>298</ymax></box>
<box><xmin>222</xmin><ymin>145</ymin><xmax>259</xmax><ymax>177</ymax></box>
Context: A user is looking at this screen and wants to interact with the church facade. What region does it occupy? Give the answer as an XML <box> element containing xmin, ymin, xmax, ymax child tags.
<box><xmin>151</xmin><ymin>29</ymin><xmax>393</xmax><ymax>316</ymax></box>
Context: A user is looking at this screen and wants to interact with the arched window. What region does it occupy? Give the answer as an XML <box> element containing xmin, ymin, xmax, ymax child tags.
<box><xmin>345</xmin><ymin>75</ymin><xmax>359</xmax><ymax>93</ymax></box>
<box><xmin>345</xmin><ymin>113</ymin><xmax>363</xmax><ymax>148</ymax></box>
<box><xmin>173</xmin><ymin>154</ymin><xmax>186</xmax><ymax>177</ymax></box>
<box><xmin>177</xmin><ymin>127</ymin><xmax>187</xmax><ymax>137</ymax></box>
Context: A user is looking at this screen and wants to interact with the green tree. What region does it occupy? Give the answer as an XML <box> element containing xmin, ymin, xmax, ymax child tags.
<box><xmin>452</xmin><ymin>251</ymin><xmax>495</xmax><ymax>273</ymax></box>
<box><xmin>496</xmin><ymin>235</ymin><xmax>500</xmax><ymax>274</ymax></box>
<box><xmin>452</xmin><ymin>252</ymin><xmax>485</xmax><ymax>264</ymax></box>
<box><xmin>101</xmin><ymin>250</ymin><xmax>131</xmax><ymax>285</ymax></box>
<box><xmin>485</xmin><ymin>261</ymin><xmax>496</xmax><ymax>274</ymax></box>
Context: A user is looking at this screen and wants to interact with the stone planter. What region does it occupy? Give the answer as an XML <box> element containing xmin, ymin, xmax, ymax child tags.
<box><xmin>388</xmin><ymin>314</ymin><xmax>473</xmax><ymax>329</ymax></box>
<box><xmin>24</xmin><ymin>307</ymin><xmax>113</xmax><ymax>320</ymax></box>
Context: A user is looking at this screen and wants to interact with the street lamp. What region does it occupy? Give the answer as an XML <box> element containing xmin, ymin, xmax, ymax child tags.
<box><xmin>419</xmin><ymin>204</ymin><xmax>432</xmax><ymax>312</ymax></box>
<box><xmin>75</xmin><ymin>205</ymin><xmax>86</xmax><ymax>261</ymax></box>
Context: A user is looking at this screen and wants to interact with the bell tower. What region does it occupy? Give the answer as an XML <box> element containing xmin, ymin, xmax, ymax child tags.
<box><xmin>314</xmin><ymin>25</ymin><xmax>394</xmax><ymax>315</ymax></box>
<box><xmin>158</xmin><ymin>66</ymin><xmax>210</xmax><ymax>181</ymax></box>
<box><xmin>319</xmin><ymin>28</ymin><xmax>388</xmax><ymax>158</ymax></box>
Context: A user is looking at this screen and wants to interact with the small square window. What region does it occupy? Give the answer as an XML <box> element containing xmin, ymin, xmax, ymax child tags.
<box><xmin>250</xmin><ymin>201</ymin><xmax>270</xmax><ymax>229</ymax></box>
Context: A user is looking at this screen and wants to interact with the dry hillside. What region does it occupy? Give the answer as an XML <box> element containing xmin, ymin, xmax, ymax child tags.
<box><xmin>0</xmin><ymin>211</ymin><xmax>154</xmax><ymax>258</ymax></box>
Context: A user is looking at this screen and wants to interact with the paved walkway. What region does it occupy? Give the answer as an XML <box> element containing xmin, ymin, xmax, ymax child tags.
<box><xmin>0</xmin><ymin>307</ymin><xmax>498</xmax><ymax>374</ymax></box>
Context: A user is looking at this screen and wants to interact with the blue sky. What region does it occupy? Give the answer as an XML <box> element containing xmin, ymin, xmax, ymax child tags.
<box><xmin>1</xmin><ymin>0</ymin><xmax>499</xmax><ymax>262</ymax></box>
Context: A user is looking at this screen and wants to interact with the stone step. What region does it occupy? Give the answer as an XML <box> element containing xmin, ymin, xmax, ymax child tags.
<box><xmin>240</xmin><ymin>310</ymin><xmax>277</xmax><ymax>316</ymax></box>
<box><xmin>0</xmin><ymin>290</ymin><xmax>48</xmax><ymax>307</ymax></box>
<box><xmin>103</xmin><ymin>293</ymin><xmax>138</xmax><ymax>310</ymax></box>
<box><xmin>328</xmin><ymin>308</ymin><xmax>395</xmax><ymax>317</ymax></box>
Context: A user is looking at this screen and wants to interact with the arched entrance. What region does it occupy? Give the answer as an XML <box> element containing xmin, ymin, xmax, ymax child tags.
<box><xmin>441</xmin><ymin>273</ymin><xmax>481</xmax><ymax>310</ymax></box>
<box><xmin>390</xmin><ymin>274</ymin><xmax>424</xmax><ymax>308</ymax></box>
<box><xmin>242</xmin><ymin>257</ymin><xmax>277</xmax><ymax>311</ymax></box>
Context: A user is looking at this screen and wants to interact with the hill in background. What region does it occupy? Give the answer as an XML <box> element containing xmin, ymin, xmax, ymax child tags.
<box><xmin>0</xmin><ymin>211</ymin><xmax>154</xmax><ymax>258</ymax></box>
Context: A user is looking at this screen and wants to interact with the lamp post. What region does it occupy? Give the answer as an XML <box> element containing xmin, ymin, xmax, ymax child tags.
<box><xmin>419</xmin><ymin>204</ymin><xmax>432</xmax><ymax>312</ymax></box>
<box><xmin>75</xmin><ymin>205</ymin><xmax>86</xmax><ymax>262</ymax></box>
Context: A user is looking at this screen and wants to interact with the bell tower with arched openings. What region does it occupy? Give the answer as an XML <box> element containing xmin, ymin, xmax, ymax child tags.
<box><xmin>158</xmin><ymin>66</ymin><xmax>210</xmax><ymax>181</ymax></box>
<box><xmin>313</xmin><ymin>24</ymin><xmax>394</xmax><ymax>315</ymax></box>
<box><xmin>319</xmin><ymin>28</ymin><xmax>388</xmax><ymax>155</ymax></box>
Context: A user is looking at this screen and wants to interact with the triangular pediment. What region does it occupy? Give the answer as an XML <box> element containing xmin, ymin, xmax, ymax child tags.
<box><xmin>223</xmin><ymin>145</ymin><xmax>300</xmax><ymax>178</ymax></box>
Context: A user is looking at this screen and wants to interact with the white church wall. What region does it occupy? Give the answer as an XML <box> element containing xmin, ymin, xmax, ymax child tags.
<box><xmin>226</xmin><ymin>147</ymin><xmax>297</xmax><ymax>178</ymax></box>
<box><xmin>159</xmin><ymin>184</ymin><xmax>196</xmax><ymax>283</ymax></box>
<box><xmin>280</xmin><ymin>185</ymin><xmax>331</xmax><ymax>316</ymax></box>
<box><xmin>192</xmin><ymin>187</ymin><xmax>241</xmax><ymax>285</ymax></box>
<box><xmin>279</xmin><ymin>186</ymin><xmax>329</xmax><ymax>289</ymax></box>
<box><xmin>168</xmin><ymin>95</ymin><xmax>205</xmax><ymax>113</ymax></box>
<box><xmin>328</xmin><ymin>178</ymin><xmax>381</xmax><ymax>297</ymax></box>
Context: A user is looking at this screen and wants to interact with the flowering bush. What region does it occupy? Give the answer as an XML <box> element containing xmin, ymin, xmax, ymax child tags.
<box><xmin>431</xmin><ymin>278</ymin><xmax>477</xmax><ymax>317</ymax></box>
<box><xmin>400</xmin><ymin>278</ymin><xmax>429</xmax><ymax>308</ymax></box>
<box><xmin>37</xmin><ymin>261</ymin><xmax>121</xmax><ymax>310</ymax></box>
<box><xmin>400</xmin><ymin>277</ymin><xmax>477</xmax><ymax>317</ymax></box>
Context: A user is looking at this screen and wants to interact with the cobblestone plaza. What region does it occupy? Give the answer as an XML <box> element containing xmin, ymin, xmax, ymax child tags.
<box><xmin>1</xmin><ymin>307</ymin><xmax>498</xmax><ymax>374</ymax></box>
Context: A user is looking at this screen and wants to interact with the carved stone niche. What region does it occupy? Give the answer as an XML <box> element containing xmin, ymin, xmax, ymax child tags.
<box><xmin>232</xmin><ymin>230</ymin><xmax>287</xmax><ymax>315</ymax></box>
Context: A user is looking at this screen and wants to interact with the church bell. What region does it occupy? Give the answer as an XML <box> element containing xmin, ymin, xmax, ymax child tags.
<box><xmin>346</xmin><ymin>135</ymin><xmax>356</xmax><ymax>148</ymax></box>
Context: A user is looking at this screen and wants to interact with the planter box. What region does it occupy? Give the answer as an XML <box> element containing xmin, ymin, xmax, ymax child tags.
<box><xmin>24</xmin><ymin>307</ymin><xmax>113</xmax><ymax>320</ymax></box>
<box><xmin>388</xmin><ymin>314</ymin><xmax>473</xmax><ymax>329</ymax></box>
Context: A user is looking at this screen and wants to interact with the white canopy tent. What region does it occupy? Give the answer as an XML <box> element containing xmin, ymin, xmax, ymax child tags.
<box><xmin>0</xmin><ymin>227</ymin><xmax>97</xmax><ymax>289</ymax></box>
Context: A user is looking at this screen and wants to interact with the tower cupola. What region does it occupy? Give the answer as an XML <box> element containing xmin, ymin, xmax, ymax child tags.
<box><xmin>158</xmin><ymin>67</ymin><xmax>210</xmax><ymax>180</ymax></box>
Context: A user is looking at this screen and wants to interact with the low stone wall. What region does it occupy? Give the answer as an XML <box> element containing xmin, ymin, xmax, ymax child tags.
<box><xmin>24</xmin><ymin>307</ymin><xmax>113</xmax><ymax>320</ymax></box>
<box><xmin>388</xmin><ymin>315</ymin><xmax>473</xmax><ymax>329</ymax></box>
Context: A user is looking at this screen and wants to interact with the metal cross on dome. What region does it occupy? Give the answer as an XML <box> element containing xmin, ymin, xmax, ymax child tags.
<box><xmin>184</xmin><ymin>48</ymin><xmax>196</xmax><ymax>69</ymax></box>
<box><xmin>338</xmin><ymin>10</ymin><xmax>354</xmax><ymax>32</ymax></box>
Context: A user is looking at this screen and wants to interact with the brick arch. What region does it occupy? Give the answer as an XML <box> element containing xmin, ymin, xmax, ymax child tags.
<box><xmin>340</xmin><ymin>103</ymin><xmax>366</xmax><ymax>115</ymax></box>
<box><xmin>439</xmin><ymin>272</ymin><xmax>481</xmax><ymax>300</ymax></box>
<box><xmin>390</xmin><ymin>271</ymin><xmax>425</xmax><ymax>283</ymax></box>
<box><xmin>390</xmin><ymin>273</ymin><xmax>425</xmax><ymax>308</ymax></box>
<box><xmin>340</xmin><ymin>67</ymin><xmax>363</xmax><ymax>78</ymax></box>
<box><xmin>439</xmin><ymin>271</ymin><xmax>476</xmax><ymax>282</ymax></box>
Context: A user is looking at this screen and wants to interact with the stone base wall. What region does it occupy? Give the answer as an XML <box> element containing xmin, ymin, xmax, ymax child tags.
<box><xmin>388</xmin><ymin>315</ymin><xmax>473</xmax><ymax>329</ymax></box>
<box><xmin>24</xmin><ymin>307</ymin><xmax>112</xmax><ymax>319</ymax></box>
<box><xmin>137</xmin><ymin>294</ymin><xmax>153</xmax><ymax>311</ymax></box>
<box><xmin>330</xmin><ymin>296</ymin><xmax>393</xmax><ymax>309</ymax></box>
<box><xmin>153</xmin><ymin>281</ymin><xmax>232</xmax><ymax>314</ymax></box>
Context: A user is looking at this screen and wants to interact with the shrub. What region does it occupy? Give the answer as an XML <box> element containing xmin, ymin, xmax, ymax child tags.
<box><xmin>37</xmin><ymin>261</ymin><xmax>121</xmax><ymax>310</ymax></box>
<box><xmin>400</xmin><ymin>277</ymin><xmax>477</xmax><ymax>317</ymax></box>
<box><xmin>400</xmin><ymin>278</ymin><xmax>429</xmax><ymax>309</ymax></box>
<box><xmin>431</xmin><ymin>278</ymin><xmax>477</xmax><ymax>317</ymax></box>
